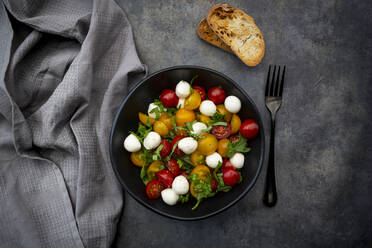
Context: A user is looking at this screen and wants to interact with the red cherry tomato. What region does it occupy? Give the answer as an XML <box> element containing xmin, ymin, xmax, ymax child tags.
<box><xmin>145</xmin><ymin>179</ymin><xmax>165</xmax><ymax>199</ymax></box>
<box><xmin>192</xmin><ymin>85</ymin><xmax>206</xmax><ymax>101</ymax></box>
<box><xmin>229</xmin><ymin>134</ymin><xmax>240</xmax><ymax>143</ymax></box>
<box><xmin>222</xmin><ymin>168</ymin><xmax>240</xmax><ymax>186</ymax></box>
<box><xmin>166</xmin><ymin>158</ymin><xmax>181</xmax><ymax>176</ymax></box>
<box><xmin>240</xmin><ymin>119</ymin><xmax>259</xmax><ymax>139</ymax></box>
<box><xmin>160</xmin><ymin>139</ymin><xmax>171</xmax><ymax>158</ymax></box>
<box><xmin>222</xmin><ymin>158</ymin><xmax>236</xmax><ymax>172</ymax></box>
<box><xmin>171</xmin><ymin>135</ymin><xmax>185</xmax><ymax>156</ymax></box>
<box><xmin>207</xmin><ymin>86</ymin><xmax>226</xmax><ymax>104</ymax></box>
<box><xmin>160</xmin><ymin>89</ymin><xmax>179</xmax><ymax>107</ymax></box>
<box><xmin>180</xmin><ymin>170</ymin><xmax>188</xmax><ymax>178</ymax></box>
<box><xmin>211</xmin><ymin>123</ymin><xmax>231</xmax><ymax>139</ymax></box>
<box><xmin>210</xmin><ymin>178</ymin><xmax>218</xmax><ymax>191</ymax></box>
<box><xmin>156</xmin><ymin>169</ymin><xmax>174</xmax><ymax>188</ymax></box>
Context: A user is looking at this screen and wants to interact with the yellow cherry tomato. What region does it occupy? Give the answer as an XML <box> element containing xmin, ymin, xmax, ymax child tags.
<box><xmin>197</xmin><ymin>134</ymin><xmax>218</xmax><ymax>156</ymax></box>
<box><xmin>191</xmin><ymin>151</ymin><xmax>205</xmax><ymax>166</ymax></box>
<box><xmin>138</xmin><ymin>112</ymin><xmax>155</xmax><ymax>125</ymax></box>
<box><xmin>190</xmin><ymin>181</ymin><xmax>198</xmax><ymax>198</ymax></box>
<box><xmin>184</xmin><ymin>90</ymin><xmax>201</xmax><ymax>110</ymax></box>
<box><xmin>216</xmin><ymin>104</ymin><xmax>232</xmax><ymax>121</ymax></box>
<box><xmin>217</xmin><ymin>138</ymin><xmax>229</xmax><ymax>157</ymax></box>
<box><xmin>130</xmin><ymin>151</ymin><xmax>145</xmax><ymax>167</ymax></box>
<box><xmin>230</xmin><ymin>114</ymin><xmax>241</xmax><ymax>134</ymax></box>
<box><xmin>197</xmin><ymin>114</ymin><xmax>211</xmax><ymax>125</ymax></box>
<box><xmin>191</xmin><ymin>165</ymin><xmax>210</xmax><ymax>180</ymax></box>
<box><xmin>147</xmin><ymin>161</ymin><xmax>164</xmax><ymax>178</ymax></box>
<box><xmin>159</xmin><ymin>113</ymin><xmax>173</xmax><ymax>130</ymax></box>
<box><xmin>153</xmin><ymin>121</ymin><xmax>169</xmax><ymax>136</ymax></box>
<box><xmin>175</xmin><ymin>109</ymin><xmax>196</xmax><ymax>127</ymax></box>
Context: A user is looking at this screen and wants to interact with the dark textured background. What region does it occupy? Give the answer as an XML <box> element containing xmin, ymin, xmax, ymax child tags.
<box><xmin>114</xmin><ymin>1</ymin><xmax>372</xmax><ymax>247</ymax></box>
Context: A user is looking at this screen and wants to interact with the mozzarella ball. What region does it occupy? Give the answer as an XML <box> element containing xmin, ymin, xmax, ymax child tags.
<box><xmin>148</xmin><ymin>103</ymin><xmax>159</xmax><ymax>119</ymax></box>
<box><xmin>224</xmin><ymin>96</ymin><xmax>241</xmax><ymax>114</ymax></box>
<box><xmin>123</xmin><ymin>134</ymin><xmax>141</xmax><ymax>152</ymax></box>
<box><xmin>143</xmin><ymin>131</ymin><xmax>161</xmax><ymax>150</ymax></box>
<box><xmin>161</xmin><ymin>188</ymin><xmax>179</xmax><ymax>206</ymax></box>
<box><xmin>199</xmin><ymin>100</ymin><xmax>216</xmax><ymax>116</ymax></box>
<box><xmin>191</xmin><ymin>122</ymin><xmax>208</xmax><ymax>135</ymax></box>
<box><xmin>206</xmin><ymin>152</ymin><xmax>223</xmax><ymax>168</ymax></box>
<box><xmin>177</xmin><ymin>98</ymin><xmax>185</xmax><ymax>108</ymax></box>
<box><xmin>230</xmin><ymin>152</ymin><xmax>245</xmax><ymax>169</ymax></box>
<box><xmin>175</xmin><ymin>80</ymin><xmax>191</xmax><ymax>98</ymax></box>
<box><xmin>172</xmin><ymin>176</ymin><xmax>189</xmax><ymax>195</ymax></box>
<box><xmin>178</xmin><ymin>137</ymin><xmax>198</xmax><ymax>154</ymax></box>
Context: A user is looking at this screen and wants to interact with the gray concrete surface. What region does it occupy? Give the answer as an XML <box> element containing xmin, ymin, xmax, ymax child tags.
<box><xmin>114</xmin><ymin>1</ymin><xmax>372</xmax><ymax>247</ymax></box>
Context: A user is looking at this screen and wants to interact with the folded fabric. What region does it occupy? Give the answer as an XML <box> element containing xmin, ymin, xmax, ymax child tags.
<box><xmin>0</xmin><ymin>0</ymin><xmax>146</xmax><ymax>247</ymax></box>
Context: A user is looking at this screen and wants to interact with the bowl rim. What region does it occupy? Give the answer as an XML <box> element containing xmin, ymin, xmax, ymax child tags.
<box><xmin>109</xmin><ymin>65</ymin><xmax>265</xmax><ymax>221</ymax></box>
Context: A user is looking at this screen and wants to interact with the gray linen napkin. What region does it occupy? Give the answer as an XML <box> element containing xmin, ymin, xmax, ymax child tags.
<box><xmin>0</xmin><ymin>0</ymin><xmax>146</xmax><ymax>247</ymax></box>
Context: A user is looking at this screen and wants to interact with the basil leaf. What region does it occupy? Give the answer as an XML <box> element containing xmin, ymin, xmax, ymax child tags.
<box><xmin>226</xmin><ymin>133</ymin><xmax>251</xmax><ymax>158</ymax></box>
<box><xmin>152</xmin><ymin>144</ymin><xmax>164</xmax><ymax>161</ymax></box>
<box><xmin>212</xmin><ymin>121</ymin><xmax>227</xmax><ymax>126</ymax></box>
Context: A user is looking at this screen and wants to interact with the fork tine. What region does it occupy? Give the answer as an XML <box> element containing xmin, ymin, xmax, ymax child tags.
<box><xmin>274</xmin><ymin>66</ymin><xmax>281</xmax><ymax>96</ymax></box>
<box><xmin>265</xmin><ymin>65</ymin><xmax>271</xmax><ymax>96</ymax></box>
<box><xmin>269</xmin><ymin>65</ymin><xmax>276</xmax><ymax>96</ymax></box>
<box><xmin>279</xmin><ymin>65</ymin><xmax>286</xmax><ymax>96</ymax></box>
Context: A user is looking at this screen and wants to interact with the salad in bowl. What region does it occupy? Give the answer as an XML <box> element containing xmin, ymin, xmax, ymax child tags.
<box><xmin>123</xmin><ymin>76</ymin><xmax>259</xmax><ymax>209</ymax></box>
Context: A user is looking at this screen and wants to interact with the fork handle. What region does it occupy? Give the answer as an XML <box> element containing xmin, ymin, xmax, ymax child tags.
<box><xmin>263</xmin><ymin>119</ymin><xmax>278</xmax><ymax>207</ymax></box>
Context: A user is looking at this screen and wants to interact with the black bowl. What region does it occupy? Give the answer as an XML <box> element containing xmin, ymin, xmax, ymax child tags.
<box><xmin>110</xmin><ymin>65</ymin><xmax>265</xmax><ymax>220</ymax></box>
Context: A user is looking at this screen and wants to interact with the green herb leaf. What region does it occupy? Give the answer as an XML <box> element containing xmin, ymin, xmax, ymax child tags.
<box><xmin>209</xmin><ymin>110</ymin><xmax>225</xmax><ymax>125</ymax></box>
<box><xmin>134</xmin><ymin>122</ymin><xmax>152</xmax><ymax>142</ymax></box>
<box><xmin>178</xmin><ymin>193</ymin><xmax>190</xmax><ymax>204</ymax></box>
<box><xmin>212</xmin><ymin>121</ymin><xmax>228</xmax><ymax>126</ymax></box>
<box><xmin>189</xmin><ymin>75</ymin><xmax>198</xmax><ymax>85</ymax></box>
<box><xmin>140</xmin><ymin>165</ymin><xmax>152</xmax><ymax>185</ymax></box>
<box><xmin>177</xmin><ymin>155</ymin><xmax>194</xmax><ymax>174</ymax></box>
<box><xmin>152</xmin><ymin>144</ymin><xmax>164</xmax><ymax>161</ymax></box>
<box><xmin>141</xmin><ymin>148</ymin><xmax>153</xmax><ymax>166</ymax></box>
<box><xmin>150</xmin><ymin>107</ymin><xmax>160</xmax><ymax>120</ymax></box>
<box><xmin>226</xmin><ymin>133</ymin><xmax>251</xmax><ymax>158</ymax></box>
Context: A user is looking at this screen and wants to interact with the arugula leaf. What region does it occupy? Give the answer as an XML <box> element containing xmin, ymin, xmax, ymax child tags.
<box><xmin>226</xmin><ymin>133</ymin><xmax>251</xmax><ymax>158</ymax></box>
<box><xmin>133</xmin><ymin>122</ymin><xmax>152</xmax><ymax>142</ymax></box>
<box><xmin>140</xmin><ymin>165</ymin><xmax>152</xmax><ymax>185</ymax></box>
<box><xmin>178</xmin><ymin>193</ymin><xmax>190</xmax><ymax>204</ymax></box>
<box><xmin>152</xmin><ymin>144</ymin><xmax>164</xmax><ymax>161</ymax></box>
<box><xmin>212</xmin><ymin>121</ymin><xmax>227</xmax><ymax>126</ymax></box>
<box><xmin>177</xmin><ymin>155</ymin><xmax>194</xmax><ymax>174</ymax></box>
<box><xmin>209</xmin><ymin>111</ymin><xmax>225</xmax><ymax>125</ymax></box>
<box><xmin>189</xmin><ymin>75</ymin><xmax>198</xmax><ymax>85</ymax></box>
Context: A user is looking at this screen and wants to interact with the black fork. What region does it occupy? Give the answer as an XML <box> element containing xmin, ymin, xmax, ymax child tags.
<box><xmin>263</xmin><ymin>65</ymin><xmax>286</xmax><ymax>207</ymax></box>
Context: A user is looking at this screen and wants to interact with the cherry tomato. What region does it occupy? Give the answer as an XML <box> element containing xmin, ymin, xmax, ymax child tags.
<box><xmin>160</xmin><ymin>89</ymin><xmax>179</xmax><ymax>107</ymax></box>
<box><xmin>130</xmin><ymin>151</ymin><xmax>145</xmax><ymax>167</ymax></box>
<box><xmin>138</xmin><ymin>112</ymin><xmax>155</xmax><ymax>125</ymax></box>
<box><xmin>192</xmin><ymin>85</ymin><xmax>206</xmax><ymax>101</ymax></box>
<box><xmin>166</xmin><ymin>158</ymin><xmax>181</xmax><ymax>176</ymax></box>
<box><xmin>211</xmin><ymin>123</ymin><xmax>231</xmax><ymax>139</ymax></box>
<box><xmin>197</xmin><ymin>134</ymin><xmax>218</xmax><ymax>156</ymax></box>
<box><xmin>184</xmin><ymin>90</ymin><xmax>201</xmax><ymax>110</ymax></box>
<box><xmin>230</xmin><ymin>114</ymin><xmax>241</xmax><ymax>134</ymax></box>
<box><xmin>159</xmin><ymin>113</ymin><xmax>173</xmax><ymax>130</ymax></box>
<box><xmin>229</xmin><ymin>134</ymin><xmax>240</xmax><ymax>143</ymax></box>
<box><xmin>191</xmin><ymin>151</ymin><xmax>205</xmax><ymax>166</ymax></box>
<box><xmin>175</xmin><ymin>109</ymin><xmax>196</xmax><ymax>127</ymax></box>
<box><xmin>240</xmin><ymin>119</ymin><xmax>259</xmax><ymax>139</ymax></box>
<box><xmin>216</xmin><ymin>104</ymin><xmax>232</xmax><ymax>121</ymax></box>
<box><xmin>171</xmin><ymin>135</ymin><xmax>185</xmax><ymax>156</ymax></box>
<box><xmin>196</xmin><ymin>113</ymin><xmax>210</xmax><ymax>125</ymax></box>
<box><xmin>222</xmin><ymin>158</ymin><xmax>236</xmax><ymax>172</ymax></box>
<box><xmin>191</xmin><ymin>165</ymin><xmax>210</xmax><ymax>181</ymax></box>
<box><xmin>146</xmin><ymin>179</ymin><xmax>165</xmax><ymax>199</ymax></box>
<box><xmin>160</xmin><ymin>139</ymin><xmax>171</xmax><ymax>158</ymax></box>
<box><xmin>147</xmin><ymin>161</ymin><xmax>164</xmax><ymax>178</ymax></box>
<box><xmin>153</xmin><ymin>121</ymin><xmax>169</xmax><ymax>136</ymax></box>
<box><xmin>222</xmin><ymin>168</ymin><xmax>240</xmax><ymax>186</ymax></box>
<box><xmin>156</xmin><ymin>169</ymin><xmax>174</xmax><ymax>188</ymax></box>
<box><xmin>207</xmin><ymin>86</ymin><xmax>226</xmax><ymax>104</ymax></box>
<box><xmin>217</xmin><ymin>138</ymin><xmax>229</xmax><ymax>157</ymax></box>
<box><xmin>210</xmin><ymin>178</ymin><xmax>218</xmax><ymax>191</ymax></box>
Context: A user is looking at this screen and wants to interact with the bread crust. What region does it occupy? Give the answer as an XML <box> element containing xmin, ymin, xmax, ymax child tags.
<box><xmin>206</xmin><ymin>4</ymin><xmax>265</xmax><ymax>66</ymax></box>
<box><xmin>197</xmin><ymin>18</ymin><xmax>232</xmax><ymax>53</ymax></box>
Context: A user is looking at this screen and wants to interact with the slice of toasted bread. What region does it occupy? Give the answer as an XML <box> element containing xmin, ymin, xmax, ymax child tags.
<box><xmin>197</xmin><ymin>18</ymin><xmax>232</xmax><ymax>53</ymax></box>
<box><xmin>207</xmin><ymin>4</ymin><xmax>265</xmax><ymax>66</ymax></box>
